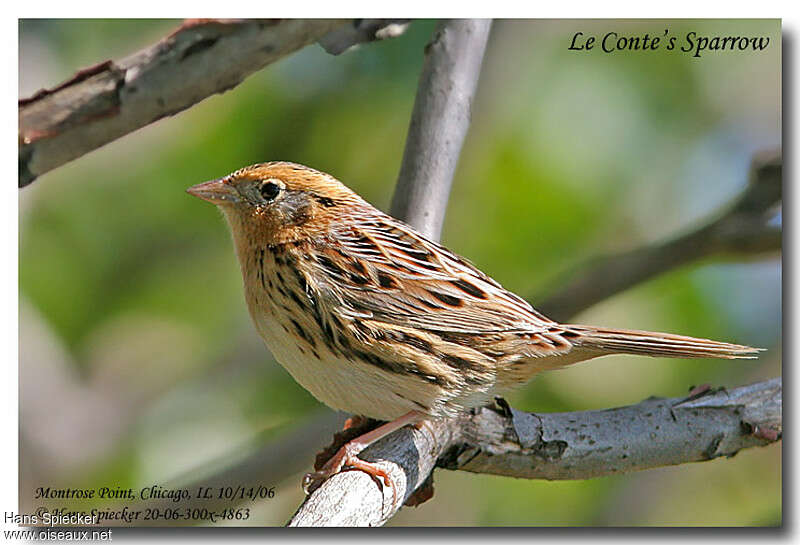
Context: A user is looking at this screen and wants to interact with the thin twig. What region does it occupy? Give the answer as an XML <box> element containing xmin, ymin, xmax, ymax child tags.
<box><xmin>536</xmin><ymin>150</ymin><xmax>781</xmax><ymax>322</ymax></box>
<box><xmin>18</xmin><ymin>19</ymin><xmax>411</xmax><ymax>187</ymax></box>
<box><xmin>390</xmin><ymin>19</ymin><xmax>492</xmax><ymax>240</ymax></box>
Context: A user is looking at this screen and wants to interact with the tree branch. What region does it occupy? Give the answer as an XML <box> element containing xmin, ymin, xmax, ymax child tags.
<box><xmin>287</xmin><ymin>379</ymin><xmax>780</xmax><ymax>526</ymax></box>
<box><xmin>536</xmin><ymin>150</ymin><xmax>781</xmax><ymax>322</ymax></box>
<box><xmin>390</xmin><ymin>19</ymin><xmax>492</xmax><ymax>240</ymax></box>
<box><xmin>18</xmin><ymin>19</ymin><xmax>410</xmax><ymax>187</ymax></box>
<box><xmin>448</xmin><ymin>378</ymin><xmax>781</xmax><ymax>479</ymax></box>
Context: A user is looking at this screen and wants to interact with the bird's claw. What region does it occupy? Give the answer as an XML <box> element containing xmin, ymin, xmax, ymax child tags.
<box><xmin>302</xmin><ymin>455</ymin><xmax>397</xmax><ymax>506</ymax></box>
<box><xmin>301</xmin><ymin>470</ymin><xmax>327</xmax><ymax>495</ymax></box>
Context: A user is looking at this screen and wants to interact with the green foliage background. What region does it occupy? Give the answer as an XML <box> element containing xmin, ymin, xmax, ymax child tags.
<box><xmin>19</xmin><ymin>19</ymin><xmax>781</xmax><ymax>526</ymax></box>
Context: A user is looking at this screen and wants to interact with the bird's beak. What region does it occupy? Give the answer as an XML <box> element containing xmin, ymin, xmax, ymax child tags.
<box><xmin>186</xmin><ymin>178</ymin><xmax>241</xmax><ymax>205</ymax></box>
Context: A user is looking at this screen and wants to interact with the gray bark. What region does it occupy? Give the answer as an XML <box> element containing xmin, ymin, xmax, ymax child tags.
<box><xmin>288</xmin><ymin>379</ymin><xmax>781</xmax><ymax>526</ymax></box>
<box><xmin>390</xmin><ymin>19</ymin><xmax>492</xmax><ymax>240</ymax></box>
<box><xmin>19</xmin><ymin>19</ymin><xmax>411</xmax><ymax>187</ymax></box>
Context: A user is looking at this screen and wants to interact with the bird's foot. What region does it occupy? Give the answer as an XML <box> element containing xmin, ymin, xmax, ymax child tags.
<box><xmin>303</xmin><ymin>411</ymin><xmax>425</xmax><ymax>506</ymax></box>
<box><xmin>302</xmin><ymin>441</ymin><xmax>395</xmax><ymax>503</ymax></box>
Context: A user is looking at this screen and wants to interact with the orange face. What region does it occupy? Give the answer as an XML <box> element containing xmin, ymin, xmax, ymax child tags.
<box><xmin>187</xmin><ymin>161</ymin><xmax>366</xmax><ymax>245</ymax></box>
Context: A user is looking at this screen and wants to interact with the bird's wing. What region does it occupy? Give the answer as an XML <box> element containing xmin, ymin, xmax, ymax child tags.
<box><xmin>309</xmin><ymin>214</ymin><xmax>556</xmax><ymax>336</ymax></box>
<box><xmin>298</xmin><ymin>213</ymin><xmax>580</xmax><ymax>397</ymax></box>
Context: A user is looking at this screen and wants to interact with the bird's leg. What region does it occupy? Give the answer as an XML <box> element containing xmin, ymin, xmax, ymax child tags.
<box><xmin>303</xmin><ymin>410</ymin><xmax>426</xmax><ymax>499</ymax></box>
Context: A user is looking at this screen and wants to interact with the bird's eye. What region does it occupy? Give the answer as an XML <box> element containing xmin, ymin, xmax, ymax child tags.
<box><xmin>259</xmin><ymin>181</ymin><xmax>281</xmax><ymax>202</ymax></box>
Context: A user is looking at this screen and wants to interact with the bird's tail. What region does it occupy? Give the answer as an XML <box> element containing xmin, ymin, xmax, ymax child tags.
<box><xmin>566</xmin><ymin>325</ymin><xmax>762</xmax><ymax>359</ymax></box>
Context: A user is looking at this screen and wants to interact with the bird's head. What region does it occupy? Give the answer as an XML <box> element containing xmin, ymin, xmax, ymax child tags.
<box><xmin>187</xmin><ymin>162</ymin><xmax>364</xmax><ymax>245</ymax></box>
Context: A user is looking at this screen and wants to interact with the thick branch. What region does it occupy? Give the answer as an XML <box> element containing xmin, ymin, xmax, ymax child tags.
<box><xmin>287</xmin><ymin>379</ymin><xmax>780</xmax><ymax>526</ymax></box>
<box><xmin>390</xmin><ymin>19</ymin><xmax>492</xmax><ymax>240</ymax></box>
<box><xmin>448</xmin><ymin>378</ymin><xmax>781</xmax><ymax>479</ymax></box>
<box><xmin>537</xmin><ymin>150</ymin><xmax>781</xmax><ymax>322</ymax></box>
<box><xmin>18</xmin><ymin>19</ymin><xmax>410</xmax><ymax>187</ymax></box>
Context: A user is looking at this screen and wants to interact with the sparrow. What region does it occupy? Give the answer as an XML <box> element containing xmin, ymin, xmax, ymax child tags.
<box><xmin>187</xmin><ymin>161</ymin><xmax>760</xmax><ymax>496</ymax></box>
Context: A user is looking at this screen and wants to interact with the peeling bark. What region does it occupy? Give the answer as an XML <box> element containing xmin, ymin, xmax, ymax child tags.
<box><xmin>19</xmin><ymin>19</ymin><xmax>411</xmax><ymax>186</ymax></box>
